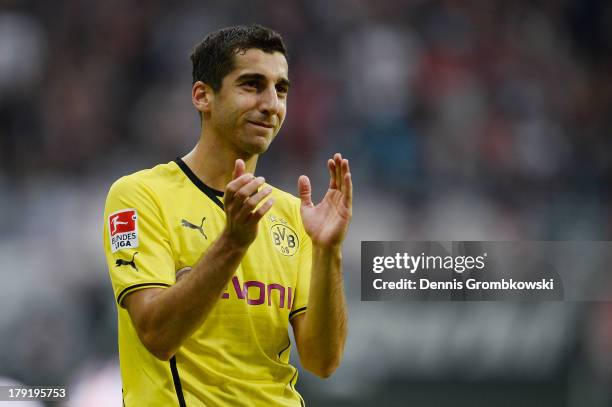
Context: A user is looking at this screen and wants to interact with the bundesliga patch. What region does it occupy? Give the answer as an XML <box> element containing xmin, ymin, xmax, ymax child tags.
<box><xmin>108</xmin><ymin>209</ymin><xmax>138</xmax><ymax>253</ymax></box>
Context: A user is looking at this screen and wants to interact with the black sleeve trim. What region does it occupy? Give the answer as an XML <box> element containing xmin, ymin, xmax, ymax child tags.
<box><xmin>289</xmin><ymin>307</ymin><xmax>307</xmax><ymax>319</ymax></box>
<box><xmin>288</xmin><ymin>367</ymin><xmax>305</xmax><ymax>407</ymax></box>
<box><xmin>288</xmin><ymin>367</ymin><xmax>298</xmax><ymax>390</ymax></box>
<box><xmin>170</xmin><ymin>356</ymin><xmax>187</xmax><ymax>407</ymax></box>
<box><xmin>288</xmin><ymin>366</ymin><xmax>306</xmax><ymax>407</ymax></box>
<box><xmin>116</xmin><ymin>282</ymin><xmax>171</xmax><ymax>306</ymax></box>
<box><xmin>278</xmin><ymin>337</ymin><xmax>292</xmax><ymax>358</ymax></box>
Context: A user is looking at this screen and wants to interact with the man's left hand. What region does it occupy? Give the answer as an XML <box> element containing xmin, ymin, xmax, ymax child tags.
<box><xmin>298</xmin><ymin>153</ymin><xmax>352</xmax><ymax>248</ymax></box>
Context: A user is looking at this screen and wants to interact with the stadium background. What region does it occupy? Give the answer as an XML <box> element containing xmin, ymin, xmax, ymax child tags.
<box><xmin>1</xmin><ymin>1</ymin><xmax>611</xmax><ymax>406</ymax></box>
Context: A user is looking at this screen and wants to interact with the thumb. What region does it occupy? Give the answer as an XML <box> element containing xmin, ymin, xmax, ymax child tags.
<box><xmin>233</xmin><ymin>159</ymin><xmax>246</xmax><ymax>179</ymax></box>
<box><xmin>298</xmin><ymin>175</ymin><xmax>313</xmax><ymax>207</ymax></box>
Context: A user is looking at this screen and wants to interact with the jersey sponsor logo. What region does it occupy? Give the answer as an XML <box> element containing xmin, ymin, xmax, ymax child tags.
<box><xmin>180</xmin><ymin>217</ymin><xmax>207</xmax><ymax>239</ymax></box>
<box><xmin>108</xmin><ymin>209</ymin><xmax>138</xmax><ymax>253</ymax></box>
<box><xmin>221</xmin><ymin>276</ymin><xmax>293</xmax><ymax>309</ymax></box>
<box><xmin>115</xmin><ymin>252</ymin><xmax>138</xmax><ymax>271</ymax></box>
<box><xmin>269</xmin><ymin>216</ymin><xmax>299</xmax><ymax>256</ymax></box>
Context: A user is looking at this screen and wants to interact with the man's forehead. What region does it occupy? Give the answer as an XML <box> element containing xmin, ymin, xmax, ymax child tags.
<box><xmin>230</xmin><ymin>48</ymin><xmax>288</xmax><ymax>80</ymax></box>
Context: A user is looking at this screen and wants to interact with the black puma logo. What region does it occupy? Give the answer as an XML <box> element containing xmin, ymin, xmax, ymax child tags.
<box><xmin>181</xmin><ymin>217</ymin><xmax>207</xmax><ymax>239</ymax></box>
<box><xmin>115</xmin><ymin>252</ymin><xmax>138</xmax><ymax>271</ymax></box>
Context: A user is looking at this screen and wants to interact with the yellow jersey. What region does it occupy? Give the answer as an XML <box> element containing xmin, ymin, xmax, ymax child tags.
<box><xmin>103</xmin><ymin>159</ymin><xmax>311</xmax><ymax>406</ymax></box>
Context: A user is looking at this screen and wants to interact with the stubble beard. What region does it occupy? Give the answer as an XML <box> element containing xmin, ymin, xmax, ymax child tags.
<box><xmin>213</xmin><ymin>108</ymin><xmax>278</xmax><ymax>156</ymax></box>
<box><xmin>240</xmin><ymin>128</ymin><xmax>273</xmax><ymax>155</ymax></box>
<box><xmin>223</xmin><ymin>124</ymin><xmax>272</xmax><ymax>157</ymax></box>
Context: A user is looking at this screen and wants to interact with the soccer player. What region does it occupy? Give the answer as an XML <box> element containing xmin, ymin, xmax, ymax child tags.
<box><xmin>103</xmin><ymin>25</ymin><xmax>352</xmax><ymax>406</ymax></box>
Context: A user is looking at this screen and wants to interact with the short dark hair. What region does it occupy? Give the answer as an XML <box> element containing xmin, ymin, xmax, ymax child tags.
<box><xmin>190</xmin><ymin>24</ymin><xmax>288</xmax><ymax>92</ymax></box>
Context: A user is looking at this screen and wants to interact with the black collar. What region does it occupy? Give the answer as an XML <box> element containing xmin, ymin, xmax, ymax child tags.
<box><xmin>175</xmin><ymin>158</ymin><xmax>224</xmax><ymax>209</ymax></box>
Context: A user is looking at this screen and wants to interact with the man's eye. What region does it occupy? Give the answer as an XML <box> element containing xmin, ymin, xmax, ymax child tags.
<box><xmin>243</xmin><ymin>81</ymin><xmax>259</xmax><ymax>89</ymax></box>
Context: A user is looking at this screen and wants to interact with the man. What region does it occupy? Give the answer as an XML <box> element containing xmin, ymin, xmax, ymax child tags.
<box><xmin>103</xmin><ymin>24</ymin><xmax>352</xmax><ymax>406</ymax></box>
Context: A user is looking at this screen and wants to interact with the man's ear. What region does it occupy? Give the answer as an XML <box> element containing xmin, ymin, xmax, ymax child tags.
<box><xmin>192</xmin><ymin>81</ymin><xmax>214</xmax><ymax>115</ymax></box>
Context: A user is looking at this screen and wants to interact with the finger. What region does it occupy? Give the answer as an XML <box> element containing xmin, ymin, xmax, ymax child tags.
<box><xmin>233</xmin><ymin>159</ymin><xmax>246</xmax><ymax>180</ymax></box>
<box><xmin>334</xmin><ymin>153</ymin><xmax>342</xmax><ymax>190</ymax></box>
<box><xmin>235</xmin><ymin>176</ymin><xmax>266</xmax><ymax>202</ymax></box>
<box><xmin>341</xmin><ymin>158</ymin><xmax>349</xmax><ymax>194</ymax></box>
<box><xmin>328</xmin><ymin>159</ymin><xmax>336</xmax><ymax>189</ymax></box>
<box><xmin>235</xmin><ymin>183</ymin><xmax>271</xmax><ymax>222</ymax></box>
<box><xmin>298</xmin><ymin>175</ymin><xmax>313</xmax><ymax>207</ymax></box>
<box><xmin>343</xmin><ymin>171</ymin><xmax>353</xmax><ymax>209</ymax></box>
<box><xmin>225</xmin><ymin>173</ymin><xmax>255</xmax><ymax>201</ymax></box>
<box><xmin>248</xmin><ymin>198</ymin><xmax>275</xmax><ymax>224</ymax></box>
<box><xmin>244</xmin><ymin>185</ymin><xmax>273</xmax><ymax>211</ymax></box>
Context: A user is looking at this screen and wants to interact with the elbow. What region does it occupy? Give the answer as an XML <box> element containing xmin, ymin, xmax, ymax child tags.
<box><xmin>298</xmin><ymin>339</ymin><xmax>345</xmax><ymax>379</ymax></box>
<box><xmin>141</xmin><ymin>332</ymin><xmax>175</xmax><ymax>361</ymax></box>
<box><xmin>311</xmin><ymin>366</ymin><xmax>337</xmax><ymax>379</ymax></box>
<box><xmin>150</xmin><ymin>348</ymin><xmax>175</xmax><ymax>362</ymax></box>
<box><xmin>303</xmin><ymin>357</ymin><xmax>341</xmax><ymax>379</ymax></box>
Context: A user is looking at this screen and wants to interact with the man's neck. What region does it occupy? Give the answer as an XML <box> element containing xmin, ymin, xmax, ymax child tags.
<box><xmin>181</xmin><ymin>134</ymin><xmax>258</xmax><ymax>192</ymax></box>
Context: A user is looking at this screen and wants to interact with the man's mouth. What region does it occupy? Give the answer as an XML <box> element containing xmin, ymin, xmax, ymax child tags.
<box><xmin>247</xmin><ymin>120</ymin><xmax>274</xmax><ymax>129</ymax></box>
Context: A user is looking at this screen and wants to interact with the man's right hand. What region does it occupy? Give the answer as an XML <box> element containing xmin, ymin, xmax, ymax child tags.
<box><xmin>222</xmin><ymin>159</ymin><xmax>274</xmax><ymax>247</ymax></box>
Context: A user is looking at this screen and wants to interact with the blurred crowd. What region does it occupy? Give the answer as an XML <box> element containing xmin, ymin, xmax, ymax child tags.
<box><xmin>1</xmin><ymin>1</ymin><xmax>611</xmax><ymax>406</ymax></box>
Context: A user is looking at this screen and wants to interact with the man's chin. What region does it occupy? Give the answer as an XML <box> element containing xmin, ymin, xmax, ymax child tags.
<box><xmin>239</xmin><ymin>132</ymin><xmax>274</xmax><ymax>155</ymax></box>
<box><xmin>241</xmin><ymin>138</ymin><xmax>271</xmax><ymax>155</ymax></box>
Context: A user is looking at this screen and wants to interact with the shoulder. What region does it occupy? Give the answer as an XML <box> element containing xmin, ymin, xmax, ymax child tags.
<box><xmin>107</xmin><ymin>161</ymin><xmax>179</xmax><ymax>197</ymax></box>
<box><xmin>104</xmin><ymin>161</ymin><xmax>182</xmax><ymax>213</ymax></box>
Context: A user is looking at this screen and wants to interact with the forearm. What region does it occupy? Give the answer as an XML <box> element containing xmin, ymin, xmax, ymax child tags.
<box><xmin>300</xmin><ymin>245</ymin><xmax>348</xmax><ymax>375</ymax></box>
<box><xmin>139</xmin><ymin>231</ymin><xmax>247</xmax><ymax>359</ymax></box>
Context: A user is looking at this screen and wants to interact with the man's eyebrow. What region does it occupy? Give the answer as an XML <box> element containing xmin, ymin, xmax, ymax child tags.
<box><xmin>235</xmin><ymin>73</ymin><xmax>291</xmax><ymax>89</ymax></box>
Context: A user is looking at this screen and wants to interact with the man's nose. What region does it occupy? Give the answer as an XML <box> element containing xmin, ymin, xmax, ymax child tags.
<box><xmin>258</xmin><ymin>85</ymin><xmax>281</xmax><ymax>115</ymax></box>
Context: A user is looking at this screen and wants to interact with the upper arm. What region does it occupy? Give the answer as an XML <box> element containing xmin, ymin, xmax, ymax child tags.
<box><xmin>103</xmin><ymin>176</ymin><xmax>176</xmax><ymax>306</ymax></box>
<box><xmin>290</xmin><ymin>312</ymin><xmax>307</xmax><ymax>355</ymax></box>
<box><xmin>123</xmin><ymin>287</ymin><xmax>166</xmax><ymax>335</ymax></box>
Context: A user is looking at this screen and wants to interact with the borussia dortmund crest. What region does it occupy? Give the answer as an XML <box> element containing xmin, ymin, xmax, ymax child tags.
<box><xmin>269</xmin><ymin>221</ymin><xmax>299</xmax><ymax>256</ymax></box>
